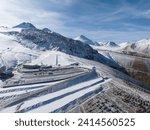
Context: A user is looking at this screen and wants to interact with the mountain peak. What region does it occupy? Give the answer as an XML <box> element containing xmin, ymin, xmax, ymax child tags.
<box><xmin>78</xmin><ymin>35</ymin><xmax>87</xmax><ymax>39</ymax></box>
<box><xmin>74</xmin><ymin>35</ymin><xmax>99</xmax><ymax>46</ymax></box>
<box><xmin>105</xmin><ymin>41</ymin><xmax>119</xmax><ymax>47</ymax></box>
<box><xmin>77</xmin><ymin>35</ymin><xmax>92</xmax><ymax>41</ymax></box>
<box><xmin>13</xmin><ymin>22</ymin><xmax>36</xmax><ymax>29</ymax></box>
<box><xmin>42</xmin><ymin>28</ymin><xmax>51</xmax><ymax>33</ymax></box>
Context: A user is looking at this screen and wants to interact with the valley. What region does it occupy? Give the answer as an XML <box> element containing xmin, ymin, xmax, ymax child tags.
<box><xmin>96</xmin><ymin>50</ymin><xmax>150</xmax><ymax>88</ymax></box>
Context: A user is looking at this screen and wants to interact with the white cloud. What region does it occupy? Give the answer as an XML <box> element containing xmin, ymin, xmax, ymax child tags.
<box><xmin>0</xmin><ymin>0</ymin><xmax>149</xmax><ymax>42</ymax></box>
<box><xmin>0</xmin><ymin>0</ymin><xmax>67</xmax><ymax>30</ymax></box>
<box><xmin>48</xmin><ymin>0</ymin><xmax>76</xmax><ymax>6</ymax></box>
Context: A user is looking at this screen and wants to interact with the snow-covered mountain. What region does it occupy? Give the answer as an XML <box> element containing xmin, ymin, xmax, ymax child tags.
<box><xmin>119</xmin><ymin>42</ymin><xmax>131</xmax><ymax>49</ymax></box>
<box><xmin>118</xmin><ymin>39</ymin><xmax>150</xmax><ymax>55</ymax></box>
<box><xmin>130</xmin><ymin>39</ymin><xmax>150</xmax><ymax>55</ymax></box>
<box><xmin>91</xmin><ymin>41</ymin><xmax>120</xmax><ymax>52</ymax></box>
<box><xmin>16</xmin><ymin>28</ymin><xmax>124</xmax><ymax>69</ymax></box>
<box><xmin>0</xmin><ymin>23</ymin><xmax>125</xmax><ymax>74</ymax></box>
<box><xmin>13</xmin><ymin>22</ymin><xmax>36</xmax><ymax>29</ymax></box>
<box><xmin>105</xmin><ymin>41</ymin><xmax>119</xmax><ymax>47</ymax></box>
<box><xmin>98</xmin><ymin>41</ymin><xmax>119</xmax><ymax>47</ymax></box>
<box><xmin>74</xmin><ymin>35</ymin><xmax>100</xmax><ymax>46</ymax></box>
<box><xmin>17</xmin><ymin>29</ymin><xmax>102</xmax><ymax>60</ymax></box>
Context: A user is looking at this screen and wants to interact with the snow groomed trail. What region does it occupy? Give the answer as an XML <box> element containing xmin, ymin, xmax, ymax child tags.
<box><xmin>0</xmin><ymin>68</ymin><xmax>111</xmax><ymax>113</ymax></box>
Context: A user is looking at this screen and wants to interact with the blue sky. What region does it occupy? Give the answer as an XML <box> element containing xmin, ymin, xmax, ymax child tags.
<box><xmin>0</xmin><ymin>0</ymin><xmax>150</xmax><ymax>43</ymax></box>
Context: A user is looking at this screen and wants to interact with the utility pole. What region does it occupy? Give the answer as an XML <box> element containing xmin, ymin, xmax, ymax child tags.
<box><xmin>56</xmin><ymin>54</ymin><xmax>58</xmax><ymax>66</ymax></box>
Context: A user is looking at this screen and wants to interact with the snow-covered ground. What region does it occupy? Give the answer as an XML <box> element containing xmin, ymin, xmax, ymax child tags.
<box><xmin>0</xmin><ymin>81</ymin><xmax>62</xmax><ymax>98</ymax></box>
<box><xmin>30</xmin><ymin>51</ymin><xmax>78</xmax><ymax>66</ymax></box>
<box><xmin>0</xmin><ymin>73</ymin><xmax>111</xmax><ymax>113</ymax></box>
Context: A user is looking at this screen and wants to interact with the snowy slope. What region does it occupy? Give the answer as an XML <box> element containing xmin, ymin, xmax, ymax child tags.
<box><xmin>30</xmin><ymin>51</ymin><xmax>77</xmax><ymax>66</ymax></box>
<box><xmin>130</xmin><ymin>39</ymin><xmax>150</xmax><ymax>55</ymax></box>
<box><xmin>0</xmin><ymin>33</ymin><xmax>80</xmax><ymax>71</ymax></box>
<box><xmin>0</xmin><ymin>33</ymin><xmax>38</xmax><ymax>70</ymax></box>
<box><xmin>115</xmin><ymin>39</ymin><xmax>150</xmax><ymax>56</ymax></box>
<box><xmin>119</xmin><ymin>42</ymin><xmax>131</xmax><ymax>49</ymax></box>
<box><xmin>96</xmin><ymin>49</ymin><xmax>150</xmax><ymax>87</ymax></box>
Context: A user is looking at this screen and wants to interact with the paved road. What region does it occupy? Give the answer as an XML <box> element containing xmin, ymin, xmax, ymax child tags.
<box><xmin>4</xmin><ymin>67</ymin><xmax>89</xmax><ymax>87</ymax></box>
<box><xmin>0</xmin><ymin>69</ymin><xmax>91</xmax><ymax>109</ymax></box>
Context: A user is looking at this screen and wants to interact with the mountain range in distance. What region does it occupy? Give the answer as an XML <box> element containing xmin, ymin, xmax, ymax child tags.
<box><xmin>2</xmin><ymin>22</ymin><xmax>150</xmax><ymax>55</ymax></box>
